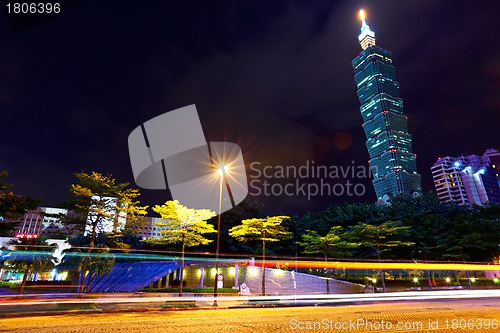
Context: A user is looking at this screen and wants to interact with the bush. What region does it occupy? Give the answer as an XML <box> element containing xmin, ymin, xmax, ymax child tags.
<box><xmin>169</xmin><ymin>279</ymin><xmax>187</xmax><ymax>288</ymax></box>
<box><xmin>25</xmin><ymin>280</ymin><xmax>69</xmax><ymax>286</ymax></box>
<box><xmin>53</xmin><ymin>303</ymin><xmax>98</xmax><ymax>311</ymax></box>
<box><xmin>161</xmin><ymin>301</ymin><xmax>197</xmax><ymax>309</ymax></box>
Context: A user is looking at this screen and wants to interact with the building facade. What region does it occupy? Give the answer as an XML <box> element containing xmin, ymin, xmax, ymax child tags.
<box><xmin>84</xmin><ymin>196</ymin><xmax>127</xmax><ymax>235</ymax></box>
<box><xmin>12</xmin><ymin>207</ymin><xmax>75</xmax><ymax>237</ymax></box>
<box><xmin>11</xmin><ymin>206</ymin><xmax>171</xmax><ymax>240</ymax></box>
<box><xmin>135</xmin><ymin>216</ymin><xmax>170</xmax><ymax>240</ymax></box>
<box><xmin>431</xmin><ymin>149</ymin><xmax>500</xmax><ymax>206</ymax></box>
<box><xmin>352</xmin><ymin>10</ymin><xmax>422</xmax><ymax>204</ymax></box>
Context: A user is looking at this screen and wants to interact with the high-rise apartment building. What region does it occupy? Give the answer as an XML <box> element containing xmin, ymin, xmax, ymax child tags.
<box><xmin>431</xmin><ymin>149</ymin><xmax>500</xmax><ymax>206</ymax></box>
<box><xmin>431</xmin><ymin>157</ymin><xmax>469</xmax><ymax>206</ymax></box>
<box><xmin>352</xmin><ymin>10</ymin><xmax>422</xmax><ymax>204</ymax></box>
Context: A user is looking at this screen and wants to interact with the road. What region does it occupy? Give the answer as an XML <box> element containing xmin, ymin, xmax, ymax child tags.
<box><xmin>0</xmin><ymin>299</ymin><xmax>499</xmax><ymax>332</ymax></box>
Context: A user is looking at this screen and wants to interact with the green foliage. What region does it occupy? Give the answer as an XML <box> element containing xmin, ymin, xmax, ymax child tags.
<box><xmin>161</xmin><ymin>301</ymin><xmax>197</xmax><ymax>308</ymax></box>
<box><xmin>53</xmin><ymin>302</ymin><xmax>98</xmax><ymax>311</ymax></box>
<box><xmin>53</xmin><ymin>171</ymin><xmax>148</xmax><ymax>293</ymax></box>
<box><xmin>229</xmin><ymin>216</ymin><xmax>292</xmax><ymax>244</ymax></box>
<box><xmin>87</xmin><ymin>247</ymin><xmax>115</xmax><ymax>275</ymax></box>
<box><xmin>286</xmin><ymin>193</ymin><xmax>500</xmax><ymax>262</ymax></box>
<box><xmin>146</xmin><ymin>200</ymin><xmax>216</xmax><ymax>247</ymax></box>
<box><xmin>6</xmin><ymin>237</ymin><xmax>55</xmax><ymax>272</ymax></box>
<box><xmin>0</xmin><ymin>171</ymin><xmax>41</xmax><ymax>236</ymax></box>
<box><xmin>297</xmin><ymin>227</ymin><xmax>359</xmax><ymax>258</ymax></box>
<box><xmin>229</xmin><ymin>215</ymin><xmax>291</xmax><ymax>295</ymax></box>
<box><xmin>49</xmin><ymin>171</ymin><xmax>148</xmax><ymax>239</ymax></box>
<box><xmin>384</xmin><ymin>193</ymin><xmax>500</xmax><ymax>261</ymax></box>
<box><xmin>207</xmin><ymin>198</ymin><xmax>265</xmax><ymax>254</ymax></box>
<box><xmin>65</xmin><ymin>234</ymin><xmax>119</xmax><ymax>271</ymax></box>
<box><xmin>6</xmin><ymin>236</ymin><xmax>55</xmax><ymax>294</ymax></box>
<box><xmin>144</xmin><ymin>200</ymin><xmax>216</xmax><ymax>296</ymax></box>
<box><xmin>347</xmin><ymin>220</ymin><xmax>414</xmax><ymax>258</ymax></box>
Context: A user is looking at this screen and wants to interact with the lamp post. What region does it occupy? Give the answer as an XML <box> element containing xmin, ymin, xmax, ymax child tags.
<box><xmin>213</xmin><ymin>165</ymin><xmax>226</xmax><ymax>307</ymax></box>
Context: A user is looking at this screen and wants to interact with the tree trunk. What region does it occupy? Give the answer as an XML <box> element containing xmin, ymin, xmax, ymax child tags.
<box><xmin>459</xmin><ymin>249</ymin><xmax>472</xmax><ymax>290</ymax></box>
<box><xmin>465</xmin><ymin>270</ymin><xmax>472</xmax><ymax>290</ymax></box>
<box><xmin>377</xmin><ymin>250</ymin><xmax>386</xmax><ymax>293</ymax></box>
<box><xmin>262</xmin><ymin>237</ymin><xmax>266</xmax><ymax>296</ymax></box>
<box><xmin>19</xmin><ymin>265</ymin><xmax>31</xmax><ymax>295</ymax></box>
<box><xmin>423</xmin><ymin>252</ymin><xmax>433</xmax><ymax>291</ymax></box>
<box><xmin>79</xmin><ymin>259</ymin><xmax>88</xmax><ymax>294</ymax></box>
<box><xmin>180</xmin><ymin>233</ymin><xmax>185</xmax><ymax>297</ymax></box>
<box><xmin>85</xmin><ymin>272</ymin><xmax>96</xmax><ymax>293</ymax></box>
<box><xmin>324</xmin><ymin>244</ymin><xmax>329</xmax><ymax>294</ymax></box>
<box><xmin>79</xmin><ymin>220</ymin><xmax>98</xmax><ymax>294</ymax></box>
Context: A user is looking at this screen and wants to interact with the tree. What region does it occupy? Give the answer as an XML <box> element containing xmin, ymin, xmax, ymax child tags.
<box><xmin>298</xmin><ymin>227</ymin><xmax>359</xmax><ymax>294</ymax></box>
<box><xmin>84</xmin><ymin>247</ymin><xmax>116</xmax><ymax>293</ymax></box>
<box><xmin>468</xmin><ymin>203</ymin><xmax>500</xmax><ymax>261</ymax></box>
<box><xmin>229</xmin><ymin>216</ymin><xmax>292</xmax><ymax>295</ymax></box>
<box><xmin>146</xmin><ymin>200</ymin><xmax>216</xmax><ymax>296</ymax></box>
<box><xmin>348</xmin><ymin>221</ymin><xmax>414</xmax><ymax>293</ymax></box>
<box><xmin>6</xmin><ymin>237</ymin><xmax>55</xmax><ymax>295</ymax></box>
<box><xmin>0</xmin><ymin>171</ymin><xmax>40</xmax><ymax>236</ymax></box>
<box><xmin>57</xmin><ymin>171</ymin><xmax>148</xmax><ymax>293</ymax></box>
<box><xmin>206</xmin><ymin>198</ymin><xmax>265</xmax><ymax>254</ymax></box>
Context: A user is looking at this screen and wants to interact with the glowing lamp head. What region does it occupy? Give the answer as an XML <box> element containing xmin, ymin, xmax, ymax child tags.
<box><xmin>218</xmin><ymin>165</ymin><xmax>227</xmax><ymax>175</ymax></box>
<box><xmin>413</xmin><ymin>277</ymin><xmax>419</xmax><ymax>283</ymax></box>
<box><xmin>445</xmin><ymin>277</ymin><xmax>451</xmax><ymax>283</ymax></box>
<box><xmin>470</xmin><ymin>278</ymin><xmax>476</xmax><ymax>283</ymax></box>
<box><xmin>454</xmin><ymin>161</ymin><xmax>460</xmax><ymax>167</ymax></box>
<box><xmin>360</xmin><ymin>9</ymin><xmax>365</xmax><ymax>21</ymax></box>
<box><xmin>372</xmin><ymin>278</ymin><xmax>377</xmax><ymax>283</ymax></box>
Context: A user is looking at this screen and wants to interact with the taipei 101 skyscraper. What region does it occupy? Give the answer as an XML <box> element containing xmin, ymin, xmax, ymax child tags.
<box><xmin>352</xmin><ymin>10</ymin><xmax>422</xmax><ymax>204</ymax></box>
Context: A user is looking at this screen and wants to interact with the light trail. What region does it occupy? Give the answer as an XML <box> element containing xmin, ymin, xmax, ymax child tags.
<box><xmin>1</xmin><ymin>290</ymin><xmax>500</xmax><ymax>308</ymax></box>
<box><xmin>262</xmin><ymin>260</ymin><xmax>500</xmax><ymax>271</ymax></box>
<box><xmin>4</xmin><ymin>249</ymin><xmax>500</xmax><ymax>272</ymax></box>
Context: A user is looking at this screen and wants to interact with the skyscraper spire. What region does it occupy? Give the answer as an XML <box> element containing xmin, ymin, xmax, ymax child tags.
<box><xmin>358</xmin><ymin>10</ymin><xmax>376</xmax><ymax>50</ymax></box>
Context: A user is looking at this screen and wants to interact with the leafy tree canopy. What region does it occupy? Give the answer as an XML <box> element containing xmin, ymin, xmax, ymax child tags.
<box><xmin>229</xmin><ymin>216</ymin><xmax>292</xmax><ymax>244</ymax></box>
<box><xmin>147</xmin><ymin>200</ymin><xmax>216</xmax><ymax>247</ymax></box>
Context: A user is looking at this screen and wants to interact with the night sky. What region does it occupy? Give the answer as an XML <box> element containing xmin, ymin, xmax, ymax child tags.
<box><xmin>1</xmin><ymin>1</ymin><xmax>499</xmax><ymax>215</ymax></box>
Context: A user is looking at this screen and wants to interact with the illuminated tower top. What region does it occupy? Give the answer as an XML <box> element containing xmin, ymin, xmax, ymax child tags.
<box><xmin>358</xmin><ymin>10</ymin><xmax>376</xmax><ymax>50</ymax></box>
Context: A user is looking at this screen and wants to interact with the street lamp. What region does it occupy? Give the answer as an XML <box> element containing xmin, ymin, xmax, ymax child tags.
<box><xmin>213</xmin><ymin>164</ymin><xmax>226</xmax><ymax>307</ymax></box>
